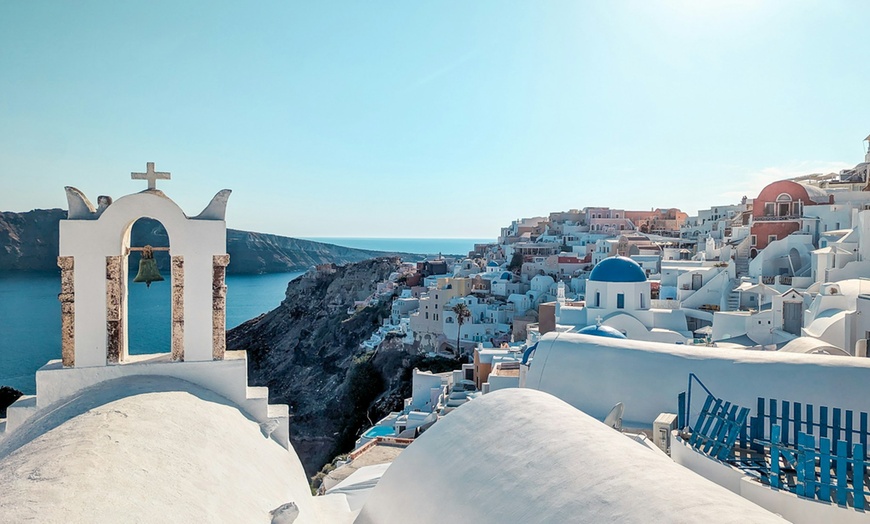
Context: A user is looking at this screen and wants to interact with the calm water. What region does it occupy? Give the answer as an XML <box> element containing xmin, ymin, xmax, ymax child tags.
<box><xmin>0</xmin><ymin>271</ymin><xmax>302</xmax><ymax>394</ymax></box>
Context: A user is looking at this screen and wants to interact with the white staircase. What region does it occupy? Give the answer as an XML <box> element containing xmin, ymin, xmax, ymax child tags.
<box><xmin>726</xmin><ymin>279</ymin><xmax>741</xmax><ymax>311</ymax></box>
<box><xmin>734</xmin><ymin>237</ymin><xmax>751</xmax><ymax>278</ymax></box>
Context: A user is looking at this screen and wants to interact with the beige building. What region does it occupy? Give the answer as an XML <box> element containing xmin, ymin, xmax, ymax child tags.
<box><xmin>409</xmin><ymin>277</ymin><xmax>473</xmax><ymax>352</ymax></box>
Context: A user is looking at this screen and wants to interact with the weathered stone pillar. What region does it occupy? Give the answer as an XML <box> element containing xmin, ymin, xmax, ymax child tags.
<box><xmin>106</xmin><ymin>255</ymin><xmax>123</xmax><ymax>364</ymax></box>
<box><xmin>58</xmin><ymin>256</ymin><xmax>75</xmax><ymax>367</ymax></box>
<box><xmin>171</xmin><ymin>255</ymin><xmax>185</xmax><ymax>361</ymax></box>
<box><xmin>212</xmin><ymin>254</ymin><xmax>230</xmax><ymax>360</ymax></box>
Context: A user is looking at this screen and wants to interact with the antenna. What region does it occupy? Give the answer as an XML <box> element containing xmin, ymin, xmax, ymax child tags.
<box><xmin>604</xmin><ymin>402</ymin><xmax>624</xmax><ymax>431</ymax></box>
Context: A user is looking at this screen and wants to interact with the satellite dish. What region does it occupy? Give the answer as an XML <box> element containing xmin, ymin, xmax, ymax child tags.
<box><xmin>604</xmin><ymin>402</ymin><xmax>624</xmax><ymax>432</ymax></box>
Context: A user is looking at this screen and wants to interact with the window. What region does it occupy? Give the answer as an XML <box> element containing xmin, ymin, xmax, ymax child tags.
<box><xmin>595</xmin><ymin>291</ymin><xmax>600</xmax><ymax>307</ymax></box>
<box><xmin>768</xmin><ymin>235</ymin><xmax>777</xmax><ymax>244</ymax></box>
<box><xmin>750</xmin><ymin>235</ymin><xmax>757</xmax><ymax>246</ymax></box>
<box><xmin>435</xmin><ymin>304</ymin><xmax>438</xmax><ymax>309</ymax></box>
<box><xmin>764</xmin><ymin>203</ymin><xmax>775</xmax><ymax>216</ymax></box>
<box><xmin>425</xmin><ymin>312</ymin><xmax>429</xmax><ymax>319</ymax></box>
<box><xmin>617</xmin><ymin>293</ymin><xmax>625</xmax><ymax>309</ymax></box>
<box><xmin>639</xmin><ymin>293</ymin><xmax>645</xmax><ymax>309</ymax></box>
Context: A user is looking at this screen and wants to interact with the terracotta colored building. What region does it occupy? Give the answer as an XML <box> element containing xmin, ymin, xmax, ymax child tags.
<box><xmin>750</xmin><ymin>180</ymin><xmax>831</xmax><ymax>253</ymax></box>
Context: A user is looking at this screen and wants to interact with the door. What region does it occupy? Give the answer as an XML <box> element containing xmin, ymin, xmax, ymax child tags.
<box><xmin>692</xmin><ymin>273</ymin><xmax>703</xmax><ymax>291</ymax></box>
<box><xmin>783</xmin><ymin>301</ymin><xmax>802</xmax><ymax>335</ymax></box>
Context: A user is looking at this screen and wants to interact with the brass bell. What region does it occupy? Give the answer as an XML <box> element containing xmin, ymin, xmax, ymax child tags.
<box><xmin>133</xmin><ymin>245</ymin><xmax>165</xmax><ymax>288</ymax></box>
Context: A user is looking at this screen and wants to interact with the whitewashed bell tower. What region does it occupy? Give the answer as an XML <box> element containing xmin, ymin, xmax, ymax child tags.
<box><xmin>3</xmin><ymin>164</ymin><xmax>290</xmax><ymax>449</ymax></box>
<box><xmin>57</xmin><ymin>162</ymin><xmax>232</xmax><ymax>367</ymax></box>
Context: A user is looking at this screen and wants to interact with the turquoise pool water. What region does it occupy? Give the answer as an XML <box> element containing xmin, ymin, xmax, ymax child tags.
<box><xmin>363</xmin><ymin>425</ymin><xmax>396</xmax><ymax>438</ymax></box>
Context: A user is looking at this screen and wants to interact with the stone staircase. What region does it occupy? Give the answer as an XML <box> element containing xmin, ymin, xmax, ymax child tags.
<box><xmin>734</xmin><ymin>237</ymin><xmax>751</xmax><ymax>278</ymax></box>
<box><xmin>726</xmin><ymin>279</ymin><xmax>741</xmax><ymax>311</ymax></box>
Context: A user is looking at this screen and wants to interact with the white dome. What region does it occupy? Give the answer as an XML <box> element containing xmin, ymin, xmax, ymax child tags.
<box><xmin>356</xmin><ymin>388</ymin><xmax>784</xmax><ymax>524</ymax></box>
<box><xmin>0</xmin><ymin>375</ymin><xmax>349</xmax><ymax>524</ymax></box>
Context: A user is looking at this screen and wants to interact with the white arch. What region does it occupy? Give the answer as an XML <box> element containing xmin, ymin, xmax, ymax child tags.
<box><xmin>60</xmin><ymin>191</ymin><xmax>227</xmax><ymax>367</ymax></box>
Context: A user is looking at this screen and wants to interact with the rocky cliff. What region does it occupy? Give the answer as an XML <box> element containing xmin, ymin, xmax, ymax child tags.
<box><xmin>0</xmin><ymin>209</ymin><xmax>408</xmax><ymax>274</ymax></box>
<box><xmin>224</xmin><ymin>229</ymin><xmax>393</xmax><ymax>275</ymax></box>
<box><xmin>226</xmin><ymin>258</ymin><xmax>458</xmax><ymax>477</ymax></box>
<box><xmin>0</xmin><ymin>209</ymin><xmax>66</xmax><ymax>271</ymax></box>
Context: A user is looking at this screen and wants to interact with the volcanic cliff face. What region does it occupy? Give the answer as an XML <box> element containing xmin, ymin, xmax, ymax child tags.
<box><xmin>0</xmin><ymin>209</ymin><xmax>405</xmax><ymax>273</ymax></box>
<box><xmin>226</xmin><ymin>258</ymin><xmax>413</xmax><ymax>476</ymax></box>
<box><xmin>0</xmin><ymin>209</ymin><xmax>66</xmax><ymax>271</ymax></box>
<box><xmin>224</xmin><ymin>229</ymin><xmax>394</xmax><ymax>275</ymax></box>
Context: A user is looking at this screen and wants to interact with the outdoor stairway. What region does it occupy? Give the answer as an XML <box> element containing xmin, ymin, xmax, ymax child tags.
<box><xmin>725</xmin><ymin>279</ymin><xmax>741</xmax><ymax>311</ymax></box>
<box><xmin>734</xmin><ymin>237</ymin><xmax>752</xmax><ymax>278</ymax></box>
<box><xmin>734</xmin><ymin>257</ymin><xmax>750</xmax><ymax>277</ymax></box>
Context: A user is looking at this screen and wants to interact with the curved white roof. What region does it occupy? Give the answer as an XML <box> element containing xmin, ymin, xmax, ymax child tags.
<box><xmin>356</xmin><ymin>388</ymin><xmax>785</xmax><ymax>524</ymax></box>
<box><xmin>779</xmin><ymin>336</ymin><xmax>850</xmax><ymax>356</ymax></box>
<box><xmin>0</xmin><ymin>376</ymin><xmax>350</xmax><ymax>524</ymax></box>
<box><xmin>797</xmin><ymin>182</ymin><xmax>831</xmax><ymax>204</ymax></box>
<box><xmin>524</xmin><ymin>332</ymin><xmax>870</xmax><ymax>428</ymax></box>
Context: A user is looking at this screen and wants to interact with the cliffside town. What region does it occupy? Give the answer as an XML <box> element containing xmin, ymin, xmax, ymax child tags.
<box><xmin>222</xmin><ymin>138</ymin><xmax>870</xmax><ymax>487</ymax></box>
<box><xmin>226</xmin><ymin>257</ymin><xmax>462</xmax><ymax>476</ymax></box>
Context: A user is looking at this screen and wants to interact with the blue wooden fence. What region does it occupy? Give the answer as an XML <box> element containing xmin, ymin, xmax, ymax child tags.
<box><xmin>678</xmin><ymin>375</ymin><xmax>870</xmax><ymax>511</ymax></box>
<box><xmin>748</xmin><ymin>397</ymin><xmax>870</xmax><ymax>460</ymax></box>
<box><xmin>764</xmin><ymin>424</ymin><xmax>869</xmax><ymax>510</ymax></box>
<box><xmin>677</xmin><ymin>377</ymin><xmax>870</xmax><ymax>460</ymax></box>
<box><xmin>687</xmin><ymin>393</ymin><xmax>749</xmax><ymax>461</ymax></box>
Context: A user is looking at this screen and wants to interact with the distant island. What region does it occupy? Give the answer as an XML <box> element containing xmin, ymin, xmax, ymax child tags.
<box><xmin>0</xmin><ymin>209</ymin><xmax>423</xmax><ymax>274</ymax></box>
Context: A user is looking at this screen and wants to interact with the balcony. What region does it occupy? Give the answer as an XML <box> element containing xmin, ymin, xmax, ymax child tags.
<box><xmin>755</xmin><ymin>214</ymin><xmax>801</xmax><ymax>222</ymax></box>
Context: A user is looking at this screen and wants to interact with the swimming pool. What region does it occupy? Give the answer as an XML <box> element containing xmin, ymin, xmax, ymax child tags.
<box><xmin>363</xmin><ymin>425</ymin><xmax>396</xmax><ymax>438</ymax></box>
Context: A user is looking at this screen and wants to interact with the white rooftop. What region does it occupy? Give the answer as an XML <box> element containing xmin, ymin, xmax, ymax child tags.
<box><xmin>0</xmin><ymin>375</ymin><xmax>351</xmax><ymax>523</ymax></box>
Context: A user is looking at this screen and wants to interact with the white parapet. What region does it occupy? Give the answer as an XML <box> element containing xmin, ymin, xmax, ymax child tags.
<box><xmin>3</xmin><ymin>350</ymin><xmax>290</xmax><ymax>450</ymax></box>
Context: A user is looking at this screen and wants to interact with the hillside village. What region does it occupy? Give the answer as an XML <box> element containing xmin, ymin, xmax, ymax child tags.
<box><xmin>321</xmin><ymin>136</ymin><xmax>870</xmax><ymax>522</ymax></box>
<box><xmin>5</xmin><ymin>143</ymin><xmax>870</xmax><ymax>522</ymax></box>
<box><xmin>366</xmin><ymin>135</ymin><xmax>870</xmax><ymax>376</ymax></box>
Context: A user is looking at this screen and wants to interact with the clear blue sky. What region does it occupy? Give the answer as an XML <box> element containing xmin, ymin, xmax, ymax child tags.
<box><xmin>1</xmin><ymin>1</ymin><xmax>868</xmax><ymax>238</ymax></box>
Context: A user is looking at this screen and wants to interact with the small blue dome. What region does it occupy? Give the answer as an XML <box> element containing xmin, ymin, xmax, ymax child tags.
<box><xmin>487</xmin><ymin>261</ymin><xmax>499</xmax><ymax>267</ymax></box>
<box><xmin>589</xmin><ymin>257</ymin><xmax>646</xmax><ymax>283</ymax></box>
<box><xmin>577</xmin><ymin>324</ymin><xmax>627</xmax><ymax>339</ymax></box>
<box><xmin>500</xmin><ymin>272</ymin><xmax>513</xmax><ymax>280</ymax></box>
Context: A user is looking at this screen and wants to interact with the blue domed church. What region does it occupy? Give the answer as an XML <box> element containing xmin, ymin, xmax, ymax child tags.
<box><xmin>557</xmin><ymin>257</ymin><xmax>691</xmax><ymax>343</ymax></box>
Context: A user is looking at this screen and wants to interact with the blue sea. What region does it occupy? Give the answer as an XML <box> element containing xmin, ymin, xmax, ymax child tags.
<box><xmin>0</xmin><ymin>238</ymin><xmax>490</xmax><ymax>394</ymax></box>
<box><xmin>0</xmin><ymin>271</ymin><xmax>303</xmax><ymax>394</ymax></box>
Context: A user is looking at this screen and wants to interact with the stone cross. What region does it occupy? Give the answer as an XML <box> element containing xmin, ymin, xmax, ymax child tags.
<box><xmin>132</xmin><ymin>162</ymin><xmax>170</xmax><ymax>190</ymax></box>
<box><xmin>595</xmin><ymin>315</ymin><xmax>603</xmax><ymax>326</ymax></box>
